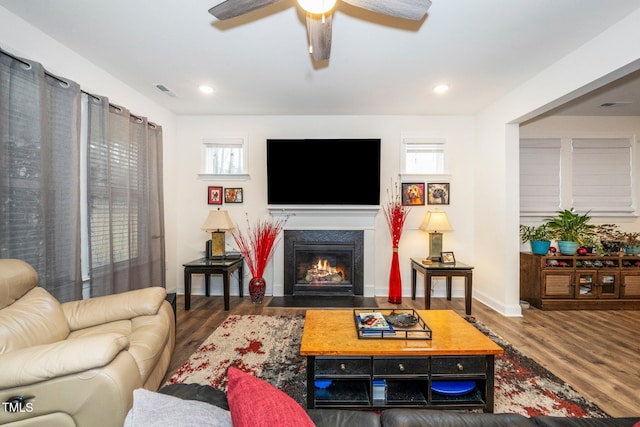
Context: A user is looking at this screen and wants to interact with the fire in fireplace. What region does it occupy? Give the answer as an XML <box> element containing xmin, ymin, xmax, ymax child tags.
<box><xmin>303</xmin><ymin>257</ymin><xmax>344</xmax><ymax>283</ymax></box>
<box><xmin>284</xmin><ymin>230</ymin><xmax>364</xmax><ymax>296</ymax></box>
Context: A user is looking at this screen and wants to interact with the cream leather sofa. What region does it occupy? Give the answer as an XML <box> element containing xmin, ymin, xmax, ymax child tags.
<box><xmin>0</xmin><ymin>259</ymin><xmax>175</xmax><ymax>427</ymax></box>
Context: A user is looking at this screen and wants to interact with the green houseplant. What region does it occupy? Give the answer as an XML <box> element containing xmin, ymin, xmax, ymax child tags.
<box><xmin>545</xmin><ymin>209</ymin><xmax>596</xmax><ymax>255</ymax></box>
<box><xmin>619</xmin><ymin>231</ymin><xmax>640</xmax><ymax>255</ymax></box>
<box><xmin>519</xmin><ymin>224</ymin><xmax>553</xmax><ymax>255</ymax></box>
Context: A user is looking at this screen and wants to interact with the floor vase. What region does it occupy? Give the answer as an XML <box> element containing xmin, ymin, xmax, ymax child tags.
<box><xmin>249</xmin><ymin>277</ymin><xmax>266</xmax><ymax>304</ymax></box>
<box><xmin>388</xmin><ymin>248</ymin><xmax>402</xmax><ymax>304</ymax></box>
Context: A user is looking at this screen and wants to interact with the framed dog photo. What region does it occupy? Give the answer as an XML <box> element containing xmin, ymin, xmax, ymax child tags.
<box><xmin>441</xmin><ymin>251</ymin><xmax>456</xmax><ymax>264</ymax></box>
<box><xmin>224</xmin><ymin>187</ymin><xmax>243</xmax><ymax>203</ymax></box>
<box><xmin>401</xmin><ymin>182</ymin><xmax>425</xmax><ymax>206</ymax></box>
<box><xmin>427</xmin><ymin>183</ymin><xmax>450</xmax><ymax>205</ymax></box>
<box><xmin>207</xmin><ymin>186</ymin><xmax>223</xmax><ymax>205</ymax></box>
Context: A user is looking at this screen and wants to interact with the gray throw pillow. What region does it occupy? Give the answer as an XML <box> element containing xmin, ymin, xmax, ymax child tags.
<box><xmin>124</xmin><ymin>388</ymin><xmax>232</xmax><ymax>427</ymax></box>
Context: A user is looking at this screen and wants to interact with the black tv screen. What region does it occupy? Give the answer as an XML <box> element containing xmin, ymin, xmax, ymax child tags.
<box><xmin>267</xmin><ymin>138</ymin><xmax>381</xmax><ymax>205</ymax></box>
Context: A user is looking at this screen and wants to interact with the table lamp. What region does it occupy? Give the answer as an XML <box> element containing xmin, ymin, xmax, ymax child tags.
<box><xmin>419</xmin><ymin>208</ymin><xmax>452</xmax><ymax>261</ymax></box>
<box><xmin>201</xmin><ymin>208</ymin><xmax>235</xmax><ymax>258</ymax></box>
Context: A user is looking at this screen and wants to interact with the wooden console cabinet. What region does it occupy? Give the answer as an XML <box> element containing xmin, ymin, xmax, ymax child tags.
<box><xmin>520</xmin><ymin>252</ymin><xmax>640</xmax><ymax>310</ymax></box>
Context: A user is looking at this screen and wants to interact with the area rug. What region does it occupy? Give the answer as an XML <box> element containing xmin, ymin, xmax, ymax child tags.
<box><xmin>166</xmin><ymin>314</ymin><xmax>608</xmax><ymax>417</ymax></box>
<box><xmin>466</xmin><ymin>316</ymin><xmax>608</xmax><ymax>417</ymax></box>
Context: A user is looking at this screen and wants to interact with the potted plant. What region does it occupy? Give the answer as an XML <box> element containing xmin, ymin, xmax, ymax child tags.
<box><xmin>619</xmin><ymin>231</ymin><xmax>640</xmax><ymax>255</ymax></box>
<box><xmin>519</xmin><ymin>224</ymin><xmax>553</xmax><ymax>255</ymax></box>
<box><xmin>545</xmin><ymin>209</ymin><xmax>596</xmax><ymax>255</ymax></box>
<box><xmin>595</xmin><ymin>224</ymin><xmax>623</xmax><ymax>254</ymax></box>
<box><xmin>593</xmin><ymin>224</ymin><xmax>640</xmax><ymax>255</ymax></box>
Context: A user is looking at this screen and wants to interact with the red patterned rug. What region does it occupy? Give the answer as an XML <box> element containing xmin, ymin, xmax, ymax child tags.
<box><xmin>166</xmin><ymin>314</ymin><xmax>608</xmax><ymax>417</ymax></box>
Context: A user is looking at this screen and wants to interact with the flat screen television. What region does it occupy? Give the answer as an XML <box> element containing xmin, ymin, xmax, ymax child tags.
<box><xmin>266</xmin><ymin>138</ymin><xmax>381</xmax><ymax>205</ymax></box>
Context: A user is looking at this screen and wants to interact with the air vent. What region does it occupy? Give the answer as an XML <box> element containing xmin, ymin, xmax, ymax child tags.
<box><xmin>155</xmin><ymin>84</ymin><xmax>177</xmax><ymax>98</ymax></box>
<box><xmin>600</xmin><ymin>101</ymin><xmax>632</xmax><ymax>107</ymax></box>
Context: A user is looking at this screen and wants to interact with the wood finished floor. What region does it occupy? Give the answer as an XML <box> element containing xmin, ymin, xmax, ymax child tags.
<box><xmin>165</xmin><ymin>295</ymin><xmax>640</xmax><ymax>418</ymax></box>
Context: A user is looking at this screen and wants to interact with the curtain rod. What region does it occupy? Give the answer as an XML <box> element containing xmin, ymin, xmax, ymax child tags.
<box><xmin>1</xmin><ymin>48</ymin><xmax>157</xmax><ymax>129</ymax></box>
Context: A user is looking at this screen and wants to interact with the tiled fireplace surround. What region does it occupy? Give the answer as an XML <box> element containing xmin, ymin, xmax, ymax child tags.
<box><xmin>269</xmin><ymin>206</ymin><xmax>379</xmax><ymax>298</ymax></box>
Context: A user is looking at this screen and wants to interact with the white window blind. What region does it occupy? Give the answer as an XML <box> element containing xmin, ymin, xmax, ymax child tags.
<box><xmin>520</xmin><ymin>138</ymin><xmax>561</xmax><ymax>215</ymax></box>
<box><xmin>572</xmin><ymin>138</ymin><xmax>633</xmax><ymax>214</ymax></box>
<box><xmin>402</xmin><ymin>137</ymin><xmax>445</xmax><ymax>174</ymax></box>
<box><xmin>201</xmin><ymin>136</ymin><xmax>249</xmax><ymax>179</ymax></box>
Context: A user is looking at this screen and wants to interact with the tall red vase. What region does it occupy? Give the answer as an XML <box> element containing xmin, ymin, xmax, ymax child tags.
<box><xmin>388</xmin><ymin>248</ymin><xmax>402</xmax><ymax>304</ymax></box>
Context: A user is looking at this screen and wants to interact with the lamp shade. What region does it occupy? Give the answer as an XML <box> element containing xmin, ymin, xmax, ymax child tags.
<box><xmin>201</xmin><ymin>209</ymin><xmax>235</xmax><ymax>232</ymax></box>
<box><xmin>419</xmin><ymin>209</ymin><xmax>453</xmax><ymax>233</ymax></box>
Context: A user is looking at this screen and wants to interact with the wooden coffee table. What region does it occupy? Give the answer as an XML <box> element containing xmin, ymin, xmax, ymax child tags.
<box><xmin>300</xmin><ymin>309</ymin><xmax>503</xmax><ymax>412</ymax></box>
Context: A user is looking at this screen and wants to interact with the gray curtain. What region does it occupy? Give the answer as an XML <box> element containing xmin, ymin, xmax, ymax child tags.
<box><xmin>85</xmin><ymin>94</ymin><xmax>165</xmax><ymax>296</ymax></box>
<box><xmin>0</xmin><ymin>48</ymin><xmax>82</xmax><ymax>302</ymax></box>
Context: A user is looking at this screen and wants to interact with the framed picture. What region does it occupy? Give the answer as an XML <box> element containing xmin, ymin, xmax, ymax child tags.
<box><xmin>207</xmin><ymin>186</ymin><xmax>223</xmax><ymax>205</ymax></box>
<box><xmin>401</xmin><ymin>182</ymin><xmax>425</xmax><ymax>206</ymax></box>
<box><xmin>224</xmin><ymin>187</ymin><xmax>243</xmax><ymax>203</ymax></box>
<box><xmin>441</xmin><ymin>251</ymin><xmax>456</xmax><ymax>264</ymax></box>
<box><xmin>427</xmin><ymin>183</ymin><xmax>450</xmax><ymax>205</ymax></box>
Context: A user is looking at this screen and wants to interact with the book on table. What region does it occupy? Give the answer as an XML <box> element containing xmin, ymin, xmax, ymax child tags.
<box><xmin>356</xmin><ymin>311</ymin><xmax>395</xmax><ymax>335</ymax></box>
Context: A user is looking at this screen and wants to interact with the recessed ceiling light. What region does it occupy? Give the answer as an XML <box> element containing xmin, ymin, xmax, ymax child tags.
<box><xmin>434</xmin><ymin>84</ymin><xmax>449</xmax><ymax>94</ymax></box>
<box><xmin>199</xmin><ymin>85</ymin><xmax>215</xmax><ymax>94</ymax></box>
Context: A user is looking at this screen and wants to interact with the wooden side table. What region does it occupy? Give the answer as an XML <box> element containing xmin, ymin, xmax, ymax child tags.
<box><xmin>183</xmin><ymin>257</ymin><xmax>244</xmax><ymax>311</ymax></box>
<box><xmin>410</xmin><ymin>258</ymin><xmax>474</xmax><ymax>315</ymax></box>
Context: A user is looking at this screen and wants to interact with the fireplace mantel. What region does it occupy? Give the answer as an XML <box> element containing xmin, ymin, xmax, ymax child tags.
<box><xmin>268</xmin><ymin>205</ymin><xmax>379</xmax><ymax>297</ymax></box>
<box><xmin>268</xmin><ymin>205</ymin><xmax>380</xmax><ymax>229</ymax></box>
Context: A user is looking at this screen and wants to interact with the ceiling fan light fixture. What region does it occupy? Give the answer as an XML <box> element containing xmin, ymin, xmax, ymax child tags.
<box><xmin>297</xmin><ymin>0</ymin><xmax>337</xmax><ymax>14</ymax></box>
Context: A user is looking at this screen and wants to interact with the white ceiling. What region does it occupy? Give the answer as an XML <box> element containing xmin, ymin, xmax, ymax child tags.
<box><xmin>2</xmin><ymin>0</ymin><xmax>640</xmax><ymax>116</ymax></box>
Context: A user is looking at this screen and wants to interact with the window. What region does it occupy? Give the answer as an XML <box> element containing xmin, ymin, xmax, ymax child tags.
<box><xmin>520</xmin><ymin>137</ymin><xmax>635</xmax><ymax>216</ymax></box>
<box><xmin>572</xmin><ymin>138</ymin><xmax>633</xmax><ymax>214</ymax></box>
<box><xmin>520</xmin><ymin>138</ymin><xmax>561</xmax><ymax>215</ymax></box>
<box><xmin>199</xmin><ymin>135</ymin><xmax>249</xmax><ymax>180</ymax></box>
<box><xmin>401</xmin><ymin>136</ymin><xmax>446</xmax><ymax>174</ymax></box>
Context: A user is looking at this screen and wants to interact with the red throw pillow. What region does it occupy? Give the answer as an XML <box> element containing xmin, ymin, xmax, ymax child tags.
<box><xmin>226</xmin><ymin>366</ymin><xmax>314</xmax><ymax>427</ymax></box>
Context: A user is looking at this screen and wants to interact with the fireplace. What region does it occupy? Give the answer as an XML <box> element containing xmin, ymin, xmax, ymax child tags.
<box><xmin>284</xmin><ymin>230</ymin><xmax>364</xmax><ymax>296</ymax></box>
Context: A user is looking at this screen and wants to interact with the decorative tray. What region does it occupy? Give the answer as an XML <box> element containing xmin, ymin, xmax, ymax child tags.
<box><xmin>353</xmin><ymin>308</ymin><xmax>432</xmax><ymax>340</ymax></box>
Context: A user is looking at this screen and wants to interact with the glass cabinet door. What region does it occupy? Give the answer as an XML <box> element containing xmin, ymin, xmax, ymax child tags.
<box><xmin>597</xmin><ymin>272</ymin><xmax>620</xmax><ymax>298</ymax></box>
<box><xmin>575</xmin><ymin>271</ymin><xmax>596</xmax><ymax>299</ymax></box>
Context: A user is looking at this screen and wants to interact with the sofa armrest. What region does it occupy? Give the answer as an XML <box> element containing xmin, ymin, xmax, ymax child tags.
<box><xmin>62</xmin><ymin>287</ymin><xmax>167</xmax><ymax>331</ymax></box>
<box><xmin>0</xmin><ymin>333</ymin><xmax>129</xmax><ymax>388</ymax></box>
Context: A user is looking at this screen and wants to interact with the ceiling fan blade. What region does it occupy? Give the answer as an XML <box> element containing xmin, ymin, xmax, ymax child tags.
<box><xmin>341</xmin><ymin>0</ymin><xmax>432</xmax><ymax>20</ymax></box>
<box><xmin>208</xmin><ymin>0</ymin><xmax>283</xmax><ymax>20</ymax></box>
<box><xmin>306</xmin><ymin>13</ymin><xmax>333</xmax><ymax>61</ymax></box>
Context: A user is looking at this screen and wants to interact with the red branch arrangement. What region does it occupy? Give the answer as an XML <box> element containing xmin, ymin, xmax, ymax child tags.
<box><xmin>383</xmin><ymin>182</ymin><xmax>411</xmax><ymax>248</ymax></box>
<box><xmin>231</xmin><ymin>215</ymin><xmax>287</xmax><ymax>278</ymax></box>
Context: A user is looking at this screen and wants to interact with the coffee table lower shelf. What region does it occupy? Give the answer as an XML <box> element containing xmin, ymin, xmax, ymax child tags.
<box><xmin>306</xmin><ymin>355</ymin><xmax>493</xmax><ymax>411</ymax></box>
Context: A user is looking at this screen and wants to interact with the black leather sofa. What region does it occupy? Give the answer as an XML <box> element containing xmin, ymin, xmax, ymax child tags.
<box><xmin>308</xmin><ymin>408</ymin><xmax>639</xmax><ymax>427</ymax></box>
<box><xmin>159</xmin><ymin>383</ymin><xmax>639</xmax><ymax>427</ymax></box>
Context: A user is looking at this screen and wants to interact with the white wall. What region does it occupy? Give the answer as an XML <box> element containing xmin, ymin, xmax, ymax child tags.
<box><xmin>3</xmin><ymin>4</ymin><xmax>640</xmax><ymax>315</ymax></box>
<box><xmin>176</xmin><ymin>115</ymin><xmax>476</xmax><ymax>299</ymax></box>
<box><xmin>474</xmin><ymin>8</ymin><xmax>640</xmax><ymax>316</ymax></box>
<box><xmin>0</xmin><ymin>7</ymin><xmax>180</xmax><ymax>292</ymax></box>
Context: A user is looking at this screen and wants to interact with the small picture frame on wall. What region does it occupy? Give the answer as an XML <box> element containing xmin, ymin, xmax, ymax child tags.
<box><xmin>427</xmin><ymin>183</ymin><xmax>450</xmax><ymax>205</ymax></box>
<box><xmin>224</xmin><ymin>187</ymin><xmax>243</xmax><ymax>203</ymax></box>
<box><xmin>208</xmin><ymin>186</ymin><xmax>223</xmax><ymax>205</ymax></box>
<box><xmin>441</xmin><ymin>251</ymin><xmax>456</xmax><ymax>264</ymax></box>
<box><xmin>401</xmin><ymin>182</ymin><xmax>425</xmax><ymax>206</ymax></box>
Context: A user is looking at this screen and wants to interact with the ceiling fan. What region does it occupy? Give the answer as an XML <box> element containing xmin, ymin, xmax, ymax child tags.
<box><xmin>208</xmin><ymin>0</ymin><xmax>432</xmax><ymax>62</ymax></box>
